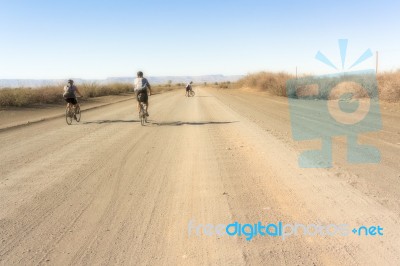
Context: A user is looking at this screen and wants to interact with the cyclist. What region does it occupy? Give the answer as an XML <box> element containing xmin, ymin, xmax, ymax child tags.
<box><xmin>185</xmin><ymin>81</ymin><xmax>193</xmax><ymax>97</ymax></box>
<box><xmin>134</xmin><ymin>71</ymin><xmax>151</xmax><ymax>116</ymax></box>
<box><xmin>63</xmin><ymin>79</ymin><xmax>83</xmax><ymax>120</ymax></box>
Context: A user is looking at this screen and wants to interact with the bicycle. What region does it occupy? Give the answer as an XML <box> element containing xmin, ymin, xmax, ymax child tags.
<box><xmin>138</xmin><ymin>101</ymin><xmax>148</xmax><ymax>126</ymax></box>
<box><xmin>65</xmin><ymin>100</ymin><xmax>81</xmax><ymax>125</ymax></box>
<box><xmin>186</xmin><ymin>88</ymin><xmax>195</xmax><ymax>97</ymax></box>
<box><xmin>189</xmin><ymin>88</ymin><xmax>195</xmax><ymax>97</ymax></box>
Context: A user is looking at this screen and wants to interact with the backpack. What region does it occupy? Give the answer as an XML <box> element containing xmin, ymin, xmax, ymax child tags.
<box><xmin>138</xmin><ymin>83</ymin><xmax>148</xmax><ymax>92</ymax></box>
<box><xmin>135</xmin><ymin>78</ymin><xmax>148</xmax><ymax>93</ymax></box>
<box><xmin>63</xmin><ymin>85</ymin><xmax>75</xmax><ymax>98</ymax></box>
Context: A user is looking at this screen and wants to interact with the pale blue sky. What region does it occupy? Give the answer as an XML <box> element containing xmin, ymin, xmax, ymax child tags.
<box><xmin>0</xmin><ymin>0</ymin><xmax>399</xmax><ymax>79</ymax></box>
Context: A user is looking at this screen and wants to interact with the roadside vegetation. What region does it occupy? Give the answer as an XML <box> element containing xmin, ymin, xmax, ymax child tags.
<box><xmin>236</xmin><ymin>71</ymin><xmax>400</xmax><ymax>101</ymax></box>
<box><xmin>0</xmin><ymin>83</ymin><xmax>182</xmax><ymax>107</ymax></box>
<box><xmin>377</xmin><ymin>71</ymin><xmax>400</xmax><ymax>102</ymax></box>
<box><xmin>205</xmin><ymin>81</ymin><xmax>233</xmax><ymax>89</ymax></box>
<box><xmin>236</xmin><ymin>72</ymin><xmax>292</xmax><ymax>96</ymax></box>
<box><xmin>2</xmin><ymin>71</ymin><xmax>398</xmax><ymax>107</ymax></box>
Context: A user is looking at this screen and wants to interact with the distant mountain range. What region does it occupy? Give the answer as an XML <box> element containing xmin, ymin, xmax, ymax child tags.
<box><xmin>0</xmin><ymin>75</ymin><xmax>243</xmax><ymax>88</ymax></box>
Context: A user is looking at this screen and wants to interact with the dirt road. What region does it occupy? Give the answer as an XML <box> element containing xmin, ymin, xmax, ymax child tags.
<box><xmin>0</xmin><ymin>87</ymin><xmax>399</xmax><ymax>265</ymax></box>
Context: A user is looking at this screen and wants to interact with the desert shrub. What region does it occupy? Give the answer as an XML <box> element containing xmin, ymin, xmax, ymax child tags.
<box><xmin>0</xmin><ymin>83</ymin><xmax>133</xmax><ymax>107</ymax></box>
<box><xmin>236</xmin><ymin>72</ymin><xmax>293</xmax><ymax>96</ymax></box>
<box><xmin>218</xmin><ymin>82</ymin><xmax>231</xmax><ymax>89</ymax></box>
<box><xmin>237</xmin><ymin>71</ymin><xmax>400</xmax><ymax>101</ymax></box>
<box><xmin>377</xmin><ymin>71</ymin><xmax>400</xmax><ymax>102</ymax></box>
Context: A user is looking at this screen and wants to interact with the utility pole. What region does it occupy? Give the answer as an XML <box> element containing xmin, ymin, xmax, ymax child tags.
<box><xmin>376</xmin><ymin>51</ymin><xmax>379</xmax><ymax>74</ymax></box>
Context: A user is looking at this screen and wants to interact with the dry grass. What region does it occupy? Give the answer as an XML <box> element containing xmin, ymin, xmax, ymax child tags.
<box><xmin>236</xmin><ymin>72</ymin><xmax>293</xmax><ymax>96</ymax></box>
<box><xmin>237</xmin><ymin>71</ymin><xmax>400</xmax><ymax>101</ymax></box>
<box><xmin>0</xmin><ymin>86</ymin><xmax>64</xmax><ymax>107</ymax></box>
<box><xmin>205</xmin><ymin>81</ymin><xmax>233</xmax><ymax>89</ymax></box>
<box><xmin>0</xmin><ymin>83</ymin><xmax>133</xmax><ymax>107</ymax></box>
<box><xmin>377</xmin><ymin>71</ymin><xmax>400</xmax><ymax>102</ymax></box>
<box><xmin>0</xmin><ymin>82</ymin><xmax>184</xmax><ymax>107</ymax></box>
<box><xmin>79</xmin><ymin>83</ymin><xmax>133</xmax><ymax>98</ymax></box>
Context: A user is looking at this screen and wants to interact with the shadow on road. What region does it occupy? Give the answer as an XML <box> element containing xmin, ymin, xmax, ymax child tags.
<box><xmin>83</xmin><ymin>119</ymin><xmax>139</xmax><ymax>124</ymax></box>
<box><xmin>152</xmin><ymin>121</ymin><xmax>238</xmax><ymax>126</ymax></box>
<box><xmin>81</xmin><ymin>120</ymin><xmax>237</xmax><ymax>126</ymax></box>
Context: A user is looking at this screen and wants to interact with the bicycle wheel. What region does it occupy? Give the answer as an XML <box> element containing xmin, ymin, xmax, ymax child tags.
<box><xmin>75</xmin><ymin>106</ymin><xmax>81</xmax><ymax>122</ymax></box>
<box><xmin>189</xmin><ymin>90</ymin><xmax>195</xmax><ymax>97</ymax></box>
<box><xmin>66</xmin><ymin>108</ymin><xmax>73</xmax><ymax>125</ymax></box>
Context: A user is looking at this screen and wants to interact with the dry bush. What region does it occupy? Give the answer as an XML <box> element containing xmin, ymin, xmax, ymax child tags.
<box><xmin>80</xmin><ymin>83</ymin><xmax>132</xmax><ymax>98</ymax></box>
<box><xmin>218</xmin><ymin>81</ymin><xmax>231</xmax><ymax>89</ymax></box>
<box><xmin>377</xmin><ymin>71</ymin><xmax>400</xmax><ymax>102</ymax></box>
<box><xmin>295</xmin><ymin>84</ymin><xmax>319</xmax><ymax>98</ymax></box>
<box><xmin>238</xmin><ymin>71</ymin><xmax>400</xmax><ymax>102</ymax></box>
<box><xmin>0</xmin><ymin>86</ymin><xmax>64</xmax><ymax>107</ymax></box>
<box><xmin>0</xmin><ymin>83</ymin><xmax>133</xmax><ymax>107</ymax></box>
<box><xmin>328</xmin><ymin>81</ymin><xmax>369</xmax><ymax>100</ymax></box>
<box><xmin>236</xmin><ymin>72</ymin><xmax>293</xmax><ymax>96</ymax></box>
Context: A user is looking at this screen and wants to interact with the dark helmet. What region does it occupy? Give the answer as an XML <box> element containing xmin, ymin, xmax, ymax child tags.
<box><xmin>67</xmin><ymin>79</ymin><xmax>74</xmax><ymax>84</ymax></box>
<box><xmin>137</xmin><ymin>71</ymin><xmax>143</xmax><ymax>78</ymax></box>
<box><xmin>190</xmin><ymin>81</ymin><xmax>193</xmax><ymax>84</ymax></box>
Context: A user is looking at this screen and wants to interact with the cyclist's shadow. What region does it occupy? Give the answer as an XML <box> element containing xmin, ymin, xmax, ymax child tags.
<box><xmin>83</xmin><ymin>119</ymin><xmax>139</xmax><ymax>124</ymax></box>
<box><xmin>82</xmin><ymin>120</ymin><xmax>237</xmax><ymax>126</ymax></box>
<box><xmin>149</xmin><ymin>121</ymin><xmax>238</xmax><ymax>126</ymax></box>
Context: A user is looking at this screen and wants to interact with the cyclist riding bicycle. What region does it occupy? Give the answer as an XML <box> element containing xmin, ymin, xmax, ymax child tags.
<box><xmin>134</xmin><ymin>71</ymin><xmax>151</xmax><ymax>116</ymax></box>
<box><xmin>63</xmin><ymin>79</ymin><xmax>83</xmax><ymax>120</ymax></box>
<box><xmin>185</xmin><ymin>81</ymin><xmax>193</xmax><ymax>97</ymax></box>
